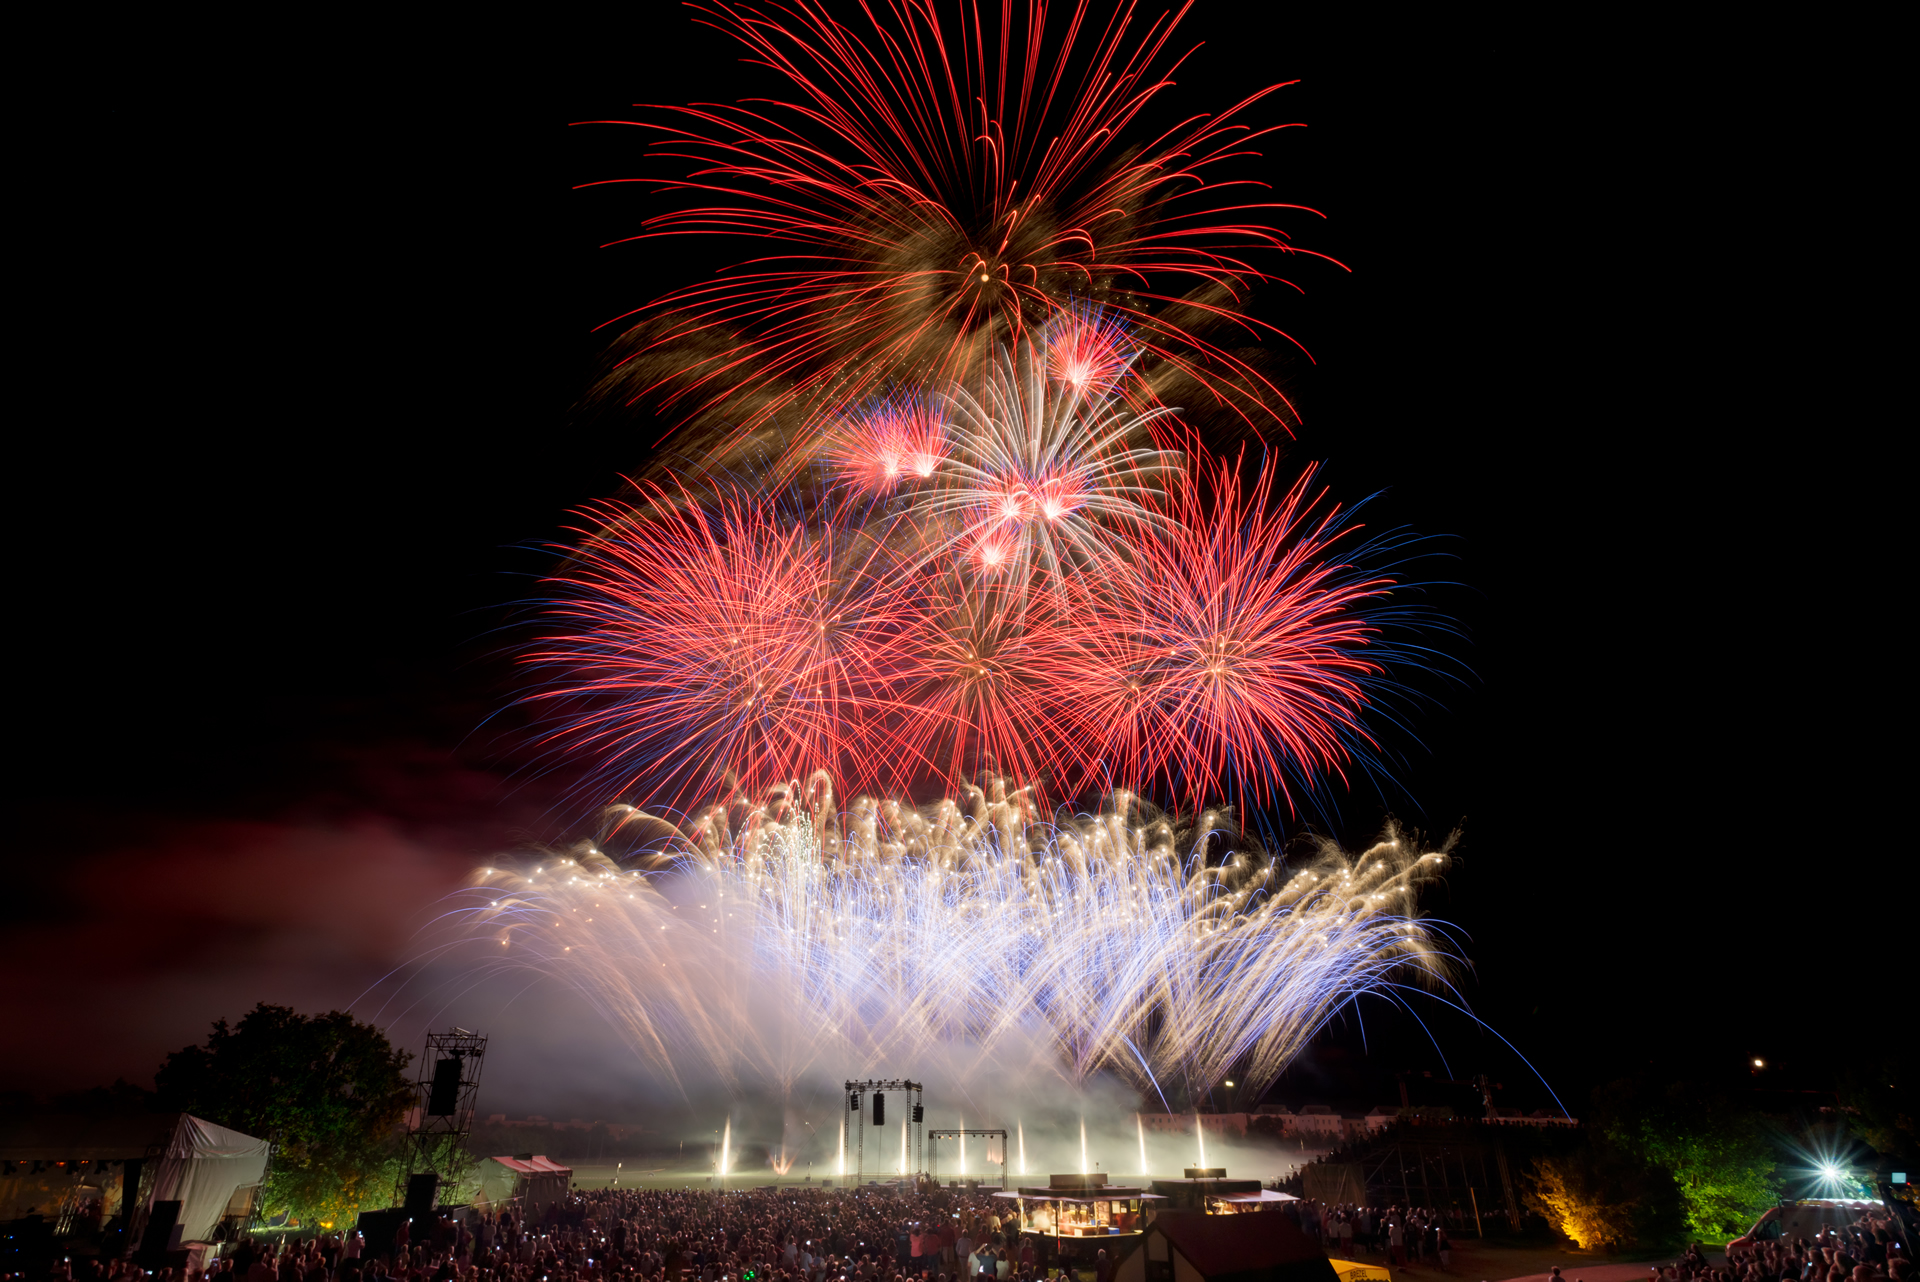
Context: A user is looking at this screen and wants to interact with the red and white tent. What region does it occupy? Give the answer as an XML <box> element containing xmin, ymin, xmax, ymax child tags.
<box><xmin>474</xmin><ymin>1156</ymin><xmax>571</xmax><ymax>1221</ymax></box>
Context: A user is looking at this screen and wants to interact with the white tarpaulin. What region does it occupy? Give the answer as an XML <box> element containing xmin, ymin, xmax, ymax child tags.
<box><xmin>1215</xmin><ymin>1190</ymin><xmax>1299</xmax><ymax>1203</ymax></box>
<box><xmin>0</xmin><ymin>1112</ymin><xmax>269</xmax><ymax>1243</ymax></box>
<box><xmin>474</xmin><ymin>1157</ymin><xmax>571</xmax><ymax>1222</ymax></box>
<box><xmin>147</xmin><ymin>1116</ymin><xmax>271</xmax><ymax>1242</ymax></box>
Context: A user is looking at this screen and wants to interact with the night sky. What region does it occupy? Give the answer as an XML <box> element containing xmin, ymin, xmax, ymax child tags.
<box><xmin>11</xmin><ymin>11</ymin><xmax>1896</xmax><ymax>1123</ymax></box>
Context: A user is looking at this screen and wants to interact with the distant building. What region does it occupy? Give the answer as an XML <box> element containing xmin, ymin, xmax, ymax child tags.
<box><xmin>1136</xmin><ymin>1114</ymin><xmax>1251</xmax><ymax>1139</ymax></box>
<box><xmin>1485</xmin><ymin>1109</ymin><xmax>1577</xmax><ymax>1128</ymax></box>
<box><xmin>1364</xmin><ymin>1106</ymin><xmax>1458</xmax><ymax>1133</ymax></box>
<box><xmin>1142</xmin><ymin>1108</ymin><xmax>1453</xmax><ymax>1146</ymax></box>
<box><xmin>1284</xmin><ymin>1108</ymin><xmax>1349</xmax><ymax>1142</ymax></box>
<box><xmin>478</xmin><ymin>1116</ymin><xmax>646</xmax><ymax>1139</ymax></box>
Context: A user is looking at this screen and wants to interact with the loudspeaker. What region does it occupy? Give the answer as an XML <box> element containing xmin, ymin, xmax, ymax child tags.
<box><xmin>850</xmin><ymin>1093</ymin><xmax>860</xmax><ymax>1111</ymax></box>
<box><xmin>140</xmin><ymin>1200</ymin><xmax>183</xmax><ymax>1260</ymax></box>
<box><xmin>873</xmin><ymin>1092</ymin><xmax>885</xmax><ymax>1125</ymax></box>
<box><xmin>911</xmin><ymin>1105</ymin><xmax>923</xmax><ymax>1123</ymax></box>
<box><xmin>404</xmin><ymin>1173</ymin><xmax>440</xmax><ymax>1215</ymax></box>
<box><xmin>356</xmin><ymin>1209</ymin><xmax>409</xmax><ymax>1260</ymax></box>
<box><xmin>428</xmin><ymin>1056</ymin><xmax>463</xmax><ymax>1116</ymax></box>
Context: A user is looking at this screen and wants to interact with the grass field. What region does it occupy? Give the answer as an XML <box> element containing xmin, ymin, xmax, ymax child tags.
<box><xmin>562</xmin><ymin>1164</ymin><xmax>881</xmax><ymax>1190</ymax></box>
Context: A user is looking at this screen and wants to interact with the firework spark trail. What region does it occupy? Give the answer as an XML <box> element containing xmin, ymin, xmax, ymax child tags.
<box><xmin>580</xmin><ymin>0</ymin><xmax>1346</xmax><ymax>459</ymax></box>
<box><xmin>824</xmin><ymin>397</ymin><xmax>947</xmax><ymax>496</ymax></box>
<box><xmin>527</xmin><ymin>479</ymin><xmax>919</xmax><ymax>805</ymax></box>
<box><xmin>878</xmin><ymin>575</ymin><xmax>1085</xmax><ymax>792</ymax></box>
<box><xmin>1055</xmin><ymin>452</ymin><xmax>1403</xmax><ymax>814</ymax></box>
<box><xmin>917</xmin><ymin>347</ymin><xmax>1180</xmax><ymax>589</ymax></box>
<box><xmin>532</xmin><ymin>327</ymin><xmax>1432</xmax><ymax>814</ymax></box>
<box><xmin>469</xmin><ymin>2</ymin><xmax>1473</xmax><ymax>1114</ymax></box>
<box><xmin>1045</xmin><ymin>305</ymin><xmax>1139</xmax><ymax>398</ymax></box>
<box><xmin>435</xmin><ymin>780</ymin><xmax>1455</xmax><ymax>1106</ymax></box>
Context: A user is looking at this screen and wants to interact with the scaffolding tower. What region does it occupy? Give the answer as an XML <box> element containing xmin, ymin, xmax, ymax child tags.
<box><xmin>843</xmin><ymin>1079</ymin><xmax>923</xmax><ymax>1186</ymax></box>
<box><xmin>926</xmin><ymin>1129</ymin><xmax>1009</xmax><ymax>1188</ymax></box>
<box><xmin>394</xmin><ymin>1028</ymin><xmax>488</xmax><ymax>1209</ymax></box>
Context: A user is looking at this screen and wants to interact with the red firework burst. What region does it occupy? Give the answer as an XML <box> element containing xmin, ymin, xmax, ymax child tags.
<box><xmin>877</xmin><ymin>572</ymin><xmax>1090</xmax><ymax>794</ymax></box>
<box><xmin>825</xmin><ymin>398</ymin><xmax>947</xmax><ymax>496</ymax></box>
<box><xmin>1045</xmin><ymin>306</ymin><xmax>1136</xmax><ymax>396</ymax></box>
<box><xmin>582</xmin><ymin>0</ymin><xmax>1344</xmax><ymax>457</ymax></box>
<box><xmin>528</xmin><ymin>482</ymin><xmax>914</xmax><ymax>810</ymax></box>
<box><xmin>1058</xmin><ymin>455</ymin><xmax>1394</xmax><ymax>812</ymax></box>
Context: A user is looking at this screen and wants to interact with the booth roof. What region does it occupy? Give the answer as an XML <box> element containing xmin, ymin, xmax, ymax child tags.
<box><xmin>996</xmin><ymin>1190</ymin><xmax>1165</xmax><ymax>1201</ymax></box>
<box><xmin>487</xmin><ymin>1156</ymin><xmax>572</xmax><ymax>1175</ymax></box>
<box><xmin>1151</xmin><ymin>1210</ymin><xmax>1327</xmax><ymax>1276</ymax></box>
<box><xmin>1214</xmin><ymin>1190</ymin><xmax>1299</xmax><ymax>1203</ymax></box>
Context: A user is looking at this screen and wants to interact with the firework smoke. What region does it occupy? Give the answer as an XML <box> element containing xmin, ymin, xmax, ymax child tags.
<box><xmin>433</xmin><ymin>778</ymin><xmax>1454</xmax><ymax>1108</ymax></box>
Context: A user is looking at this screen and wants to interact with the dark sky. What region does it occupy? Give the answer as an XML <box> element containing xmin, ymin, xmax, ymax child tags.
<box><xmin>11</xmin><ymin>10</ymin><xmax>1897</xmax><ymax>1123</ymax></box>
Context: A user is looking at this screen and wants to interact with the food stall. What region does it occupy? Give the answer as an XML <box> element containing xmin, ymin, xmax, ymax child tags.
<box><xmin>1149</xmin><ymin>1172</ymin><xmax>1269</xmax><ymax>1214</ymax></box>
<box><xmin>995</xmin><ymin>1174</ymin><xmax>1164</xmax><ymax>1260</ymax></box>
<box><xmin>1208</xmin><ymin>1189</ymin><xmax>1299</xmax><ymax>1214</ymax></box>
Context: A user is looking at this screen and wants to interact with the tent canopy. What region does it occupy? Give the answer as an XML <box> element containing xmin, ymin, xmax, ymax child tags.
<box><xmin>1329</xmin><ymin>1264</ymin><xmax>1393</xmax><ymax>1282</ymax></box>
<box><xmin>486</xmin><ymin>1156</ymin><xmax>571</xmax><ymax>1177</ymax></box>
<box><xmin>992</xmin><ymin>1191</ymin><xmax>1166</xmax><ymax>1200</ymax></box>
<box><xmin>1151</xmin><ymin>1209</ymin><xmax>1332</xmax><ymax>1279</ymax></box>
<box><xmin>0</xmin><ymin>1113</ymin><xmax>268</xmax><ymax>1243</ymax></box>
<box><xmin>1215</xmin><ymin>1191</ymin><xmax>1299</xmax><ymax>1204</ymax></box>
<box><xmin>475</xmin><ymin>1156</ymin><xmax>572</xmax><ymax>1220</ymax></box>
<box><xmin>152</xmin><ymin>1116</ymin><xmax>272</xmax><ymax>1242</ymax></box>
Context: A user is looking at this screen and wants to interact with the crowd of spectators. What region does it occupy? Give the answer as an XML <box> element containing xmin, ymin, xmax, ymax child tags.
<box><xmin>35</xmin><ymin>1191</ymin><xmax>1449</xmax><ymax>1282</ymax></box>
<box><xmin>28</xmin><ymin>1186</ymin><xmax>1909</xmax><ymax>1282</ymax></box>
<box><xmin>65</xmin><ymin>1187</ymin><xmax>1097</xmax><ymax>1282</ymax></box>
<box><xmin>1720</xmin><ymin>1208</ymin><xmax>1908</xmax><ymax>1282</ymax></box>
<box><xmin>1287</xmin><ymin>1201</ymin><xmax>1455</xmax><ymax>1269</ymax></box>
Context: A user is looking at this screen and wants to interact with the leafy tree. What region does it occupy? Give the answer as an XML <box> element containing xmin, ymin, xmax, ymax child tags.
<box><xmin>1523</xmin><ymin>1146</ymin><xmax>1687</xmax><ymax>1250</ymax></box>
<box><xmin>1595</xmin><ymin>1077</ymin><xmax>1777</xmax><ymax>1240</ymax></box>
<box><xmin>1836</xmin><ymin>1052</ymin><xmax>1916</xmax><ymax>1164</ymax></box>
<box><xmin>155</xmin><ymin>1004</ymin><xmax>414</xmax><ymax>1228</ymax></box>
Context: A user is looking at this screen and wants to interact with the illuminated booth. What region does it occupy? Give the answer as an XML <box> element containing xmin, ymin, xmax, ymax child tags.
<box><xmin>994</xmin><ymin>1174</ymin><xmax>1161</xmax><ymax>1259</ymax></box>
<box><xmin>1151</xmin><ymin>1169</ymin><xmax>1292</xmax><ymax>1214</ymax></box>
